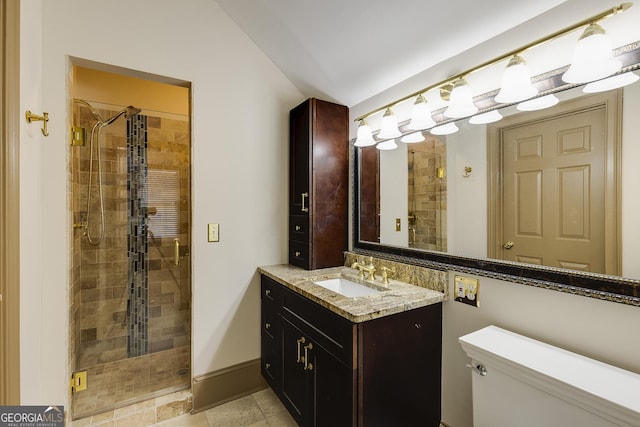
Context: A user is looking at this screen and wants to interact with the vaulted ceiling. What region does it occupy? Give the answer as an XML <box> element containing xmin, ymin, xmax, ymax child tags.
<box><xmin>214</xmin><ymin>0</ymin><xmax>567</xmax><ymax>106</ymax></box>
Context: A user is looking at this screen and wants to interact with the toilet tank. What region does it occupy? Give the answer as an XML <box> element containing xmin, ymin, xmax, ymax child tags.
<box><xmin>459</xmin><ymin>326</ymin><xmax>640</xmax><ymax>427</ymax></box>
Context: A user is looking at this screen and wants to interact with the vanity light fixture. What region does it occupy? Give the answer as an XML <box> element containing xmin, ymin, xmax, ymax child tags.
<box><xmin>583</xmin><ymin>71</ymin><xmax>640</xmax><ymax>93</ymax></box>
<box><xmin>469</xmin><ymin>110</ymin><xmax>503</xmax><ymax>125</ymax></box>
<box><xmin>376</xmin><ymin>139</ymin><xmax>398</xmax><ymax>150</ymax></box>
<box><xmin>378</xmin><ymin>108</ymin><xmax>402</xmax><ymax>139</ymax></box>
<box><xmin>443</xmin><ymin>78</ymin><xmax>478</xmax><ymax>118</ymax></box>
<box><xmin>562</xmin><ymin>23</ymin><xmax>622</xmax><ymax>84</ymax></box>
<box><xmin>400</xmin><ymin>132</ymin><xmax>425</xmax><ymax>143</ymax></box>
<box><xmin>354</xmin><ymin>119</ymin><xmax>377</xmax><ymax>147</ymax></box>
<box><xmin>517</xmin><ymin>94</ymin><xmax>559</xmax><ymax>111</ymax></box>
<box><xmin>430</xmin><ymin>122</ymin><xmax>459</xmax><ymax>135</ymax></box>
<box><xmin>407</xmin><ymin>94</ymin><xmax>436</xmax><ymax>130</ymax></box>
<box><xmin>494</xmin><ymin>55</ymin><xmax>538</xmax><ymax>103</ymax></box>
<box><xmin>351</xmin><ymin>3</ymin><xmax>632</xmax><ymax>147</ymax></box>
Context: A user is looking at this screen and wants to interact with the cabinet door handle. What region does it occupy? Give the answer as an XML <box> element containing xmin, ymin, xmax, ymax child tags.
<box><xmin>301</xmin><ymin>192</ymin><xmax>309</xmax><ymax>212</ymax></box>
<box><xmin>303</xmin><ymin>342</ymin><xmax>313</xmax><ymax>371</ymax></box>
<box><xmin>296</xmin><ymin>337</ymin><xmax>306</xmax><ymax>363</ymax></box>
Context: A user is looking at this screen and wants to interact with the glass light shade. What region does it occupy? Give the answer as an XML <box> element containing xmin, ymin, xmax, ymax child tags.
<box><xmin>430</xmin><ymin>122</ymin><xmax>459</xmax><ymax>135</ymax></box>
<box><xmin>583</xmin><ymin>71</ymin><xmax>639</xmax><ymax>93</ymax></box>
<box><xmin>378</xmin><ymin>108</ymin><xmax>402</xmax><ymax>139</ymax></box>
<box><xmin>407</xmin><ymin>94</ymin><xmax>436</xmax><ymax>130</ymax></box>
<box><xmin>353</xmin><ymin>120</ymin><xmax>377</xmax><ymax>147</ymax></box>
<box><xmin>400</xmin><ymin>132</ymin><xmax>425</xmax><ymax>143</ymax></box>
<box><xmin>494</xmin><ymin>55</ymin><xmax>538</xmax><ymax>103</ymax></box>
<box><xmin>444</xmin><ymin>78</ymin><xmax>478</xmax><ymax>118</ymax></box>
<box><xmin>562</xmin><ymin>23</ymin><xmax>621</xmax><ymax>84</ymax></box>
<box><xmin>376</xmin><ymin>139</ymin><xmax>398</xmax><ymax>150</ymax></box>
<box><xmin>469</xmin><ymin>110</ymin><xmax>503</xmax><ymax>124</ymax></box>
<box><xmin>517</xmin><ymin>94</ymin><xmax>559</xmax><ymax>111</ymax></box>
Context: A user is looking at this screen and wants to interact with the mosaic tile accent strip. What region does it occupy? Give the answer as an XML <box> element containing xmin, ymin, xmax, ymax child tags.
<box><xmin>127</xmin><ymin>114</ymin><xmax>149</xmax><ymax>358</ymax></box>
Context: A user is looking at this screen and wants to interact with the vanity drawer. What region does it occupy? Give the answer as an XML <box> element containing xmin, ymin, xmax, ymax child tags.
<box><xmin>289</xmin><ymin>215</ymin><xmax>310</xmax><ymax>242</ymax></box>
<box><xmin>288</xmin><ymin>240</ymin><xmax>311</xmax><ymax>269</ymax></box>
<box><xmin>261</xmin><ymin>276</ymin><xmax>283</xmax><ymax>306</ymax></box>
<box><xmin>262</xmin><ymin>302</ymin><xmax>279</xmax><ymax>341</ymax></box>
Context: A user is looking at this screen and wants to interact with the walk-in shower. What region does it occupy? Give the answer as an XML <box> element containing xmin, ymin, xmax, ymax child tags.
<box><xmin>407</xmin><ymin>141</ymin><xmax>447</xmax><ymax>251</ymax></box>
<box><xmin>70</xmin><ymin>97</ymin><xmax>191</xmax><ymax>419</ymax></box>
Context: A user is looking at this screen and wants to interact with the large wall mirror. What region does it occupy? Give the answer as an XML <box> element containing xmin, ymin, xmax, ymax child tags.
<box><xmin>354</xmin><ymin>40</ymin><xmax>640</xmax><ymax>304</ymax></box>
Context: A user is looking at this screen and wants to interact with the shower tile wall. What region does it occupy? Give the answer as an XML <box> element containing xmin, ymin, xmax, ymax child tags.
<box><xmin>70</xmin><ymin>105</ymin><xmax>191</xmax><ymax>419</ymax></box>
<box><xmin>407</xmin><ymin>138</ymin><xmax>447</xmax><ymax>251</ymax></box>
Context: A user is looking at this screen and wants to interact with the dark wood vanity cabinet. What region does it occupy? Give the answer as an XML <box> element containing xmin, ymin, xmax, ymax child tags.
<box><xmin>260</xmin><ymin>275</ymin><xmax>442</xmax><ymax>426</ymax></box>
<box><xmin>289</xmin><ymin>98</ymin><xmax>348</xmax><ymax>270</ymax></box>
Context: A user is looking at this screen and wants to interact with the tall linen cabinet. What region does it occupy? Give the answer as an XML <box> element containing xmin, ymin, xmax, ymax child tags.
<box><xmin>289</xmin><ymin>98</ymin><xmax>349</xmax><ymax>270</ymax></box>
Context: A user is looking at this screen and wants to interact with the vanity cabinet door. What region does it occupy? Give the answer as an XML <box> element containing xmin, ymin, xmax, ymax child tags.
<box><xmin>281</xmin><ymin>312</ymin><xmax>355</xmax><ymax>427</ymax></box>
<box><xmin>280</xmin><ymin>316</ymin><xmax>312</xmax><ymax>426</ymax></box>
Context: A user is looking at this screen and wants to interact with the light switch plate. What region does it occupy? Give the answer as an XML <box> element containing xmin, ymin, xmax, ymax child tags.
<box><xmin>454</xmin><ymin>275</ymin><xmax>479</xmax><ymax>307</ymax></box>
<box><xmin>208</xmin><ymin>223</ymin><xmax>219</xmax><ymax>242</ymax></box>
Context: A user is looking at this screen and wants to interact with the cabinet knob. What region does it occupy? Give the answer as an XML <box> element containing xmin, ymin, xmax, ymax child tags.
<box><xmin>295</xmin><ymin>251</ymin><xmax>301</xmax><ymax>257</ymax></box>
<box><xmin>265</xmin><ymin>362</ymin><xmax>271</xmax><ymax>370</ymax></box>
<box><xmin>295</xmin><ymin>225</ymin><xmax>301</xmax><ymax>231</ymax></box>
<box><xmin>265</xmin><ymin>322</ymin><xmax>271</xmax><ymax>330</ymax></box>
<box><xmin>265</xmin><ymin>289</ymin><xmax>271</xmax><ymax>296</ymax></box>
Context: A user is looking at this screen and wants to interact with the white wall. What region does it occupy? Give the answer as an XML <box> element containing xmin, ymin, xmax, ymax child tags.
<box><xmin>349</xmin><ymin>1</ymin><xmax>640</xmax><ymax>425</ymax></box>
<box><xmin>20</xmin><ymin>0</ymin><xmax>303</xmax><ymax>407</ymax></box>
<box><xmin>379</xmin><ymin>145</ymin><xmax>408</xmax><ymax>246</ymax></box>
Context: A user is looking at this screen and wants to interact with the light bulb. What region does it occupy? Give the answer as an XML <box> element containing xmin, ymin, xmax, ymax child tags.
<box><xmin>376</xmin><ymin>139</ymin><xmax>398</xmax><ymax>150</ymax></box>
<box><xmin>583</xmin><ymin>71</ymin><xmax>639</xmax><ymax>93</ymax></box>
<box><xmin>495</xmin><ymin>55</ymin><xmax>538</xmax><ymax>103</ymax></box>
<box><xmin>469</xmin><ymin>110</ymin><xmax>503</xmax><ymax>125</ymax></box>
<box><xmin>400</xmin><ymin>132</ymin><xmax>425</xmax><ymax>143</ymax></box>
<box><xmin>408</xmin><ymin>94</ymin><xmax>436</xmax><ymax>130</ymax></box>
<box><xmin>517</xmin><ymin>94</ymin><xmax>559</xmax><ymax>111</ymax></box>
<box><xmin>431</xmin><ymin>122</ymin><xmax>459</xmax><ymax>135</ymax></box>
<box><xmin>378</xmin><ymin>108</ymin><xmax>401</xmax><ymax>139</ymax></box>
<box><xmin>562</xmin><ymin>23</ymin><xmax>621</xmax><ymax>84</ymax></box>
<box><xmin>354</xmin><ymin>119</ymin><xmax>376</xmax><ymax>147</ymax></box>
<box><xmin>444</xmin><ymin>78</ymin><xmax>478</xmax><ymax>118</ymax></box>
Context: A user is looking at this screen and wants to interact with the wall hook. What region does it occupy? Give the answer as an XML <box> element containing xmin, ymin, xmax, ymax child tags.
<box><xmin>463</xmin><ymin>166</ymin><xmax>472</xmax><ymax>178</ymax></box>
<box><xmin>25</xmin><ymin>110</ymin><xmax>49</xmax><ymax>136</ymax></box>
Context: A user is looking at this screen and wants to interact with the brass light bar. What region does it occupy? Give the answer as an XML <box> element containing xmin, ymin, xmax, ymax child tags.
<box><xmin>354</xmin><ymin>2</ymin><xmax>632</xmax><ymax>122</ymax></box>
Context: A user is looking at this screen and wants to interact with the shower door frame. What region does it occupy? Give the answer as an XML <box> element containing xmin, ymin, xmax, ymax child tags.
<box><xmin>0</xmin><ymin>0</ymin><xmax>21</xmax><ymax>405</ymax></box>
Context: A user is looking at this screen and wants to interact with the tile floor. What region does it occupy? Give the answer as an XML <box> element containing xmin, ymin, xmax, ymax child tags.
<box><xmin>71</xmin><ymin>387</ymin><xmax>297</xmax><ymax>427</ymax></box>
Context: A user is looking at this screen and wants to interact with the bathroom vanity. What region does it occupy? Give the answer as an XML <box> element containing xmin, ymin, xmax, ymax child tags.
<box><xmin>259</xmin><ymin>265</ymin><xmax>444</xmax><ymax>426</ymax></box>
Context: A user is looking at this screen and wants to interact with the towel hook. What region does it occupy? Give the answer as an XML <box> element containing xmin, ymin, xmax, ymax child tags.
<box><xmin>25</xmin><ymin>110</ymin><xmax>49</xmax><ymax>136</ymax></box>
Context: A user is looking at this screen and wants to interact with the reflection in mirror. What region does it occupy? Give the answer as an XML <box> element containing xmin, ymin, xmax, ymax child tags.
<box><xmin>356</xmin><ymin>47</ymin><xmax>640</xmax><ymax>283</ymax></box>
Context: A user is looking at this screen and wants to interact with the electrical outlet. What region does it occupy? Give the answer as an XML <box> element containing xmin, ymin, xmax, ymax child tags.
<box><xmin>454</xmin><ymin>275</ymin><xmax>479</xmax><ymax>307</ymax></box>
<box><xmin>208</xmin><ymin>223</ymin><xmax>219</xmax><ymax>242</ymax></box>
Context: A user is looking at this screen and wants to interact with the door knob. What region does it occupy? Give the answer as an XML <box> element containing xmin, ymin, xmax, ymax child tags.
<box><xmin>503</xmin><ymin>241</ymin><xmax>514</xmax><ymax>249</ymax></box>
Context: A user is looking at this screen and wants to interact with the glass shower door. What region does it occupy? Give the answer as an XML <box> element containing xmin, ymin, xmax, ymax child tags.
<box><xmin>70</xmin><ymin>102</ymin><xmax>191</xmax><ymax>419</ymax></box>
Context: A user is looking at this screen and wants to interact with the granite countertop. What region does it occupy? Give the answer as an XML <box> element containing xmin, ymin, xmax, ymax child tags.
<box><xmin>258</xmin><ymin>264</ymin><xmax>445</xmax><ymax>323</ymax></box>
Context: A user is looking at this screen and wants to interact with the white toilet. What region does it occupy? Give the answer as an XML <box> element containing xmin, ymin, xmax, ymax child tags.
<box><xmin>459</xmin><ymin>326</ymin><xmax>640</xmax><ymax>427</ymax></box>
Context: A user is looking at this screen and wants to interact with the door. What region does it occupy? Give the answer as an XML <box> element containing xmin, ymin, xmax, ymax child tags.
<box><xmin>281</xmin><ymin>316</ymin><xmax>311</xmax><ymax>426</ymax></box>
<box><xmin>490</xmin><ymin>92</ymin><xmax>620</xmax><ymax>274</ymax></box>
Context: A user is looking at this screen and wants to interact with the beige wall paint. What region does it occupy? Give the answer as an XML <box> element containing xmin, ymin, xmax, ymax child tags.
<box><xmin>20</xmin><ymin>0</ymin><xmax>303</xmax><ymax>407</ymax></box>
<box><xmin>442</xmin><ymin>274</ymin><xmax>640</xmax><ymax>427</ymax></box>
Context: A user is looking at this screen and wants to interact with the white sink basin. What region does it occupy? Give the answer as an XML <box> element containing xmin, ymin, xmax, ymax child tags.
<box><xmin>312</xmin><ymin>277</ymin><xmax>382</xmax><ymax>298</ymax></box>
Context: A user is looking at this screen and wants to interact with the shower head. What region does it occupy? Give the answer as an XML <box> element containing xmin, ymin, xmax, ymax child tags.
<box><xmin>102</xmin><ymin>106</ymin><xmax>142</xmax><ymax>126</ymax></box>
